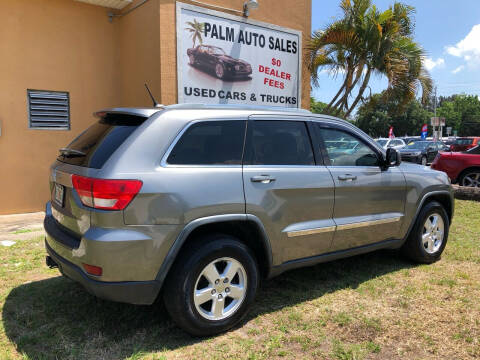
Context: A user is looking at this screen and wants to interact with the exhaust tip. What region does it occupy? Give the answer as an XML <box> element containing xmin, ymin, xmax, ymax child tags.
<box><xmin>46</xmin><ymin>255</ymin><xmax>58</xmax><ymax>269</ymax></box>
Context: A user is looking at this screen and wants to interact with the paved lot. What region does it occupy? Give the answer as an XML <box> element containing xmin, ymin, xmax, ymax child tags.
<box><xmin>0</xmin><ymin>212</ymin><xmax>44</xmax><ymax>245</ymax></box>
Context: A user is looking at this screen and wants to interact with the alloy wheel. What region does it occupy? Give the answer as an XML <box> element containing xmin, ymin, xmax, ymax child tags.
<box><xmin>193</xmin><ymin>257</ymin><xmax>247</xmax><ymax>321</ymax></box>
<box><xmin>462</xmin><ymin>172</ymin><xmax>480</xmax><ymax>187</ymax></box>
<box><xmin>215</xmin><ymin>63</ymin><xmax>224</xmax><ymax>78</ymax></box>
<box><xmin>422</xmin><ymin>213</ymin><xmax>444</xmax><ymax>254</ymax></box>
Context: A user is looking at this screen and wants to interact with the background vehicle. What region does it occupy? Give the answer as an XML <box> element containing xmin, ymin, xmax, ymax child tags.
<box><xmin>44</xmin><ymin>104</ymin><xmax>453</xmax><ymax>336</ymax></box>
<box><xmin>399</xmin><ymin>140</ymin><xmax>449</xmax><ymax>165</ymax></box>
<box><xmin>432</xmin><ymin>145</ymin><xmax>480</xmax><ymax>187</ymax></box>
<box><xmin>402</xmin><ymin>136</ymin><xmax>422</xmax><ymax>144</ymax></box>
<box><xmin>449</xmin><ymin>137</ymin><xmax>480</xmax><ymax>152</ymax></box>
<box><xmin>375</xmin><ymin>138</ymin><xmax>406</xmax><ymax>150</ymax></box>
<box><xmin>187</xmin><ymin>45</ymin><xmax>252</xmax><ymax>80</ymax></box>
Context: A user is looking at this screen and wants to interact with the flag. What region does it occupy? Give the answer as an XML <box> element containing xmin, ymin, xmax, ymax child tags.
<box><xmin>421</xmin><ymin>124</ymin><xmax>427</xmax><ymax>140</ymax></box>
<box><xmin>388</xmin><ymin>126</ymin><xmax>395</xmax><ymax>139</ymax></box>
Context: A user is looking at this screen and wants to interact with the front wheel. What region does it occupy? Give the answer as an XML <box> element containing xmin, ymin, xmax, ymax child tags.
<box><xmin>421</xmin><ymin>156</ymin><xmax>427</xmax><ymax>166</ymax></box>
<box><xmin>215</xmin><ymin>63</ymin><xmax>226</xmax><ymax>79</ymax></box>
<box><xmin>401</xmin><ymin>201</ymin><xmax>449</xmax><ymax>263</ymax></box>
<box><xmin>163</xmin><ymin>234</ymin><xmax>259</xmax><ymax>336</ymax></box>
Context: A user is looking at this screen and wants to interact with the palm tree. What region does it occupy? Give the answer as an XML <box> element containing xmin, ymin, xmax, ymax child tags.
<box><xmin>307</xmin><ymin>0</ymin><xmax>432</xmax><ymax>118</ymax></box>
<box><xmin>185</xmin><ymin>19</ymin><xmax>205</xmax><ymax>48</ymax></box>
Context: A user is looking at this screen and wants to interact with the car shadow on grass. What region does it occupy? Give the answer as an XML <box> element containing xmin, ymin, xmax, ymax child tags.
<box><xmin>3</xmin><ymin>250</ymin><xmax>414</xmax><ymax>359</ymax></box>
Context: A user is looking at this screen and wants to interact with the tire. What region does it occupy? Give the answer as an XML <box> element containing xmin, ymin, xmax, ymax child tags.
<box><xmin>163</xmin><ymin>234</ymin><xmax>259</xmax><ymax>336</ymax></box>
<box><xmin>458</xmin><ymin>169</ymin><xmax>480</xmax><ymax>188</ymax></box>
<box><xmin>421</xmin><ymin>156</ymin><xmax>427</xmax><ymax>166</ymax></box>
<box><xmin>215</xmin><ymin>63</ymin><xmax>225</xmax><ymax>79</ymax></box>
<box><xmin>401</xmin><ymin>201</ymin><xmax>449</xmax><ymax>264</ymax></box>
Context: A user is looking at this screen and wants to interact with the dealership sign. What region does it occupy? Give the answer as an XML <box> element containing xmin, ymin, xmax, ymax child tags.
<box><xmin>176</xmin><ymin>2</ymin><xmax>302</xmax><ymax>107</ymax></box>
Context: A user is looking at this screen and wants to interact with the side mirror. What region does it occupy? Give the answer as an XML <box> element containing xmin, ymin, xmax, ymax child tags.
<box><xmin>385</xmin><ymin>148</ymin><xmax>401</xmax><ymax>167</ymax></box>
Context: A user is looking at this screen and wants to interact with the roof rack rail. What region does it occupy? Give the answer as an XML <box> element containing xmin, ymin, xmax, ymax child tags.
<box><xmin>164</xmin><ymin>103</ymin><xmax>311</xmax><ymax>113</ymax></box>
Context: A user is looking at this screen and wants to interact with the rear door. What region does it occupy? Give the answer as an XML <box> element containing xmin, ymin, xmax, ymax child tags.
<box><xmin>243</xmin><ymin>117</ymin><xmax>335</xmax><ymax>265</ymax></box>
<box><xmin>312</xmin><ymin>122</ymin><xmax>406</xmax><ymax>251</ymax></box>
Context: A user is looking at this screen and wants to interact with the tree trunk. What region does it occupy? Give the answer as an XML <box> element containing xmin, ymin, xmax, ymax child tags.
<box><xmin>331</xmin><ymin>63</ymin><xmax>367</xmax><ymax>116</ymax></box>
<box><xmin>325</xmin><ymin>82</ymin><xmax>346</xmax><ymax>112</ymax></box>
<box><xmin>344</xmin><ymin>67</ymin><xmax>372</xmax><ymax>118</ymax></box>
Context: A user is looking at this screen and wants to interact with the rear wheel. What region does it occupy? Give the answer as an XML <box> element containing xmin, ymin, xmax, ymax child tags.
<box><xmin>459</xmin><ymin>169</ymin><xmax>480</xmax><ymax>187</ymax></box>
<box><xmin>401</xmin><ymin>201</ymin><xmax>449</xmax><ymax>263</ymax></box>
<box><xmin>163</xmin><ymin>234</ymin><xmax>259</xmax><ymax>336</ymax></box>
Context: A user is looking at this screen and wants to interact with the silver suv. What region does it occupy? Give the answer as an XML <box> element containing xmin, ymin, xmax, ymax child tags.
<box><xmin>44</xmin><ymin>104</ymin><xmax>454</xmax><ymax>336</ymax></box>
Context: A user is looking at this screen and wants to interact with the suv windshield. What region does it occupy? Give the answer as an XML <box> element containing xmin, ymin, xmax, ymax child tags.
<box><xmin>405</xmin><ymin>141</ymin><xmax>430</xmax><ymax>150</ymax></box>
<box><xmin>376</xmin><ymin>139</ymin><xmax>387</xmax><ymax>146</ymax></box>
<box><xmin>57</xmin><ymin>113</ymin><xmax>147</xmax><ymax>169</ymax></box>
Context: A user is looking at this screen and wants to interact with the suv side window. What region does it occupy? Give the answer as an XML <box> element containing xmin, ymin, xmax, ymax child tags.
<box><xmin>246</xmin><ymin>121</ymin><xmax>314</xmax><ymax>165</ymax></box>
<box><xmin>317</xmin><ymin>126</ymin><xmax>380</xmax><ymax>166</ymax></box>
<box><xmin>167</xmin><ymin>120</ymin><xmax>246</xmax><ymax>165</ymax></box>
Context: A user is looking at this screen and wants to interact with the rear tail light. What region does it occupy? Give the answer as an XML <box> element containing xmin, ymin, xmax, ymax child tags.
<box><xmin>71</xmin><ymin>175</ymin><xmax>142</xmax><ymax>210</ymax></box>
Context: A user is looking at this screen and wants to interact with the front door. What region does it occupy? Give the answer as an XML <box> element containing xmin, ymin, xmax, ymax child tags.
<box><xmin>312</xmin><ymin>123</ymin><xmax>406</xmax><ymax>251</ymax></box>
<box><xmin>243</xmin><ymin>118</ymin><xmax>335</xmax><ymax>265</ymax></box>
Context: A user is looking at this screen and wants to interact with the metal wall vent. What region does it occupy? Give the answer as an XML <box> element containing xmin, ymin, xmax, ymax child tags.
<box><xmin>27</xmin><ymin>90</ymin><xmax>70</xmax><ymax>130</ymax></box>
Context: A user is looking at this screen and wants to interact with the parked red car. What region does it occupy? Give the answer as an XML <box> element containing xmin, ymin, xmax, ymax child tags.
<box><xmin>431</xmin><ymin>145</ymin><xmax>480</xmax><ymax>187</ymax></box>
<box><xmin>449</xmin><ymin>137</ymin><xmax>480</xmax><ymax>152</ymax></box>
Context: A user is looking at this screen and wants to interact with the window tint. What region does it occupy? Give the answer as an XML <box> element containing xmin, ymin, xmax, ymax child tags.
<box><xmin>455</xmin><ymin>138</ymin><xmax>473</xmax><ymax>145</ymax></box>
<box><xmin>247</xmin><ymin>121</ymin><xmax>314</xmax><ymax>165</ymax></box>
<box><xmin>466</xmin><ymin>145</ymin><xmax>480</xmax><ymax>154</ymax></box>
<box><xmin>57</xmin><ymin>114</ymin><xmax>146</xmax><ymax>169</ymax></box>
<box><xmin>318</xmin><ymin>127</ymin><xmax>380</xmax><ymax>166</ymax></box>
<box><xmin>167</xmin><ymin>121</ymin><xmax>245</xmax><ymax>165</ymax></box>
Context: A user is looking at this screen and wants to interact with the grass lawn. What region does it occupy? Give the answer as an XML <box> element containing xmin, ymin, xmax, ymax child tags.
<box><xmin>1</xmin><ymin>200</ymin><xmax>479</xmax><ymax>360</ymax></box>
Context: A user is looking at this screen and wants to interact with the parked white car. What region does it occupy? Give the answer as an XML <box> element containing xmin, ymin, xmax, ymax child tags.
<box><xmin>376</xmin><ymin>138</ymin><xmax>406</xmax><ymax>150</ymax></box>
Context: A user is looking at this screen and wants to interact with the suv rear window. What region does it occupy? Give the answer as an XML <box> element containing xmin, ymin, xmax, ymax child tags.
<box><xmin>57</xmin><ymin>113</ymin><xmax>146</xmax><ymax>169</ymax></box>
<box><xmin>246</xmin><ymin>121</ymin><xmax>315</xmax><ymax>165</ymax></box>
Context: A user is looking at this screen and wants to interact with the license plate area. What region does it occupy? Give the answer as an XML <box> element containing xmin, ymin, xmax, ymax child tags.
<box><xmin>54</xmin><ymin>183</ymin><xmax>65</xmax><ymax>207</ymax></box>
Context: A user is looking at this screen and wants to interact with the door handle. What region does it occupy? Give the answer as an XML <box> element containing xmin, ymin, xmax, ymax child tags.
<box><xmin>251</xmin><ymin>175</ymin><xmax>276</xmax><ymax>184</ymax></box>
<box><xmin>338</xmin><ymin>174</ymin><xmax>357</xmax><ymax>181</ymax></box>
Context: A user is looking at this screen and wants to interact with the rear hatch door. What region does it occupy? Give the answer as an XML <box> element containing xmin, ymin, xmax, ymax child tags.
<box><xmin>49</xmin><ymin>113</ymin><xmax>149</xmax><ymax>241</ymax></box>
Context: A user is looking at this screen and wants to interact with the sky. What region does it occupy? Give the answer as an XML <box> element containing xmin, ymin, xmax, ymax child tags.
<box><xmin>310</xmin><ymin>0</ymin><xmax>480</xmax><ymax>104</ymax></box>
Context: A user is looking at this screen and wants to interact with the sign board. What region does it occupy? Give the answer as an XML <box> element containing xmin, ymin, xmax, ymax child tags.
<box><xmin>176</xmin><ymin>2</ymin><xmax>302</xmax><ymax>107</ymax></box>
<box><xmin>446</xmin><ymin>127</ymin><xmax>452</xmax><ymax>136</ymax></box>
<box><xmin>430</xmin><ymin>117</ymin><xmax>446</xmax><ymax>127</ymax></box>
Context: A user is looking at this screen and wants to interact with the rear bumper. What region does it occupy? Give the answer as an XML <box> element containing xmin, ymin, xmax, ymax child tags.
<box><xmin>45</xmin><ymin>239</ymin><xmax>160</xmax><ymax>305</ymax></box>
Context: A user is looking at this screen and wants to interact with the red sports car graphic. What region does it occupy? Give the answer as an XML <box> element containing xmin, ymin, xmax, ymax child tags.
<box><xmin>187</xmin><ymin>45</ymin><xmax>252</xmax><ymax>80</ymax></box>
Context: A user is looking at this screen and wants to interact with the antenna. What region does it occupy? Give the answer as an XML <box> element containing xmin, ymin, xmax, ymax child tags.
<box><xmin>144</xmin><ymin>83</ymin><xmax>163</xmax><ymax>108</ymax></box>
